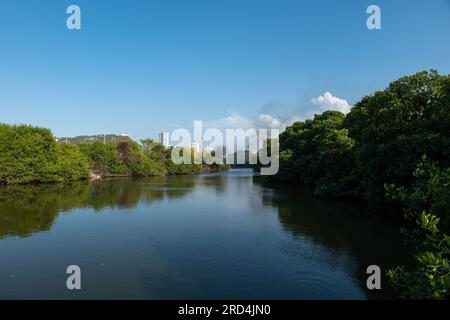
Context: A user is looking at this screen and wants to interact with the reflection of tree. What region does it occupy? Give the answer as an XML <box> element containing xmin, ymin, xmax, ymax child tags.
<box><xmin>196</xmin><ymin>175</ymin><xmax>227</xmax><ymax>194</ymax></box>
<box><xmin>0</xmin><ymin>183</ymin><xmax>90</xmax><ymax>239</ymax></box>
<box><xmin>197</xmin><ymin>170</ymin><xmax>255</xmax><ymax>195</ymax></box>
<box><xmin>139</xmin><ymin>176</ymin><xmax>197</xmax><ymax>204</ymax></box>
<box><xmin>87</xmin><ymin>180</ymin><xmax>142</xmax><ymax>210</ymax></box>
<box><xmin>0</xmin><ymin>177</ymin><xmax>196</xmax><ymax>239</ymax></box>
<box><xmin>255</xmin><ymin>179</ymin><xmax>414</xmax><ymax>298</ymax></box>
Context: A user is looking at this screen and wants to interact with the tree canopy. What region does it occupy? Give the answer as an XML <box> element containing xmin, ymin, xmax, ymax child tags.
<box><xmin>0</xmin><ymin>124</ymin><xmax>89</xmax><ymax>184</ymax></box>
<box><xmin>274</xmin><ymin>70</ymin><xmax>450</xmax><ymax>299</ymax></box>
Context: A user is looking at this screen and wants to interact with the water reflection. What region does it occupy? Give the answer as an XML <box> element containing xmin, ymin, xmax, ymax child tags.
<box><xmin>254</xmin><ymin>181</ymin><xmax>413</xmax><ymax>298</ymax></box>
<box><xmin>0</xmin><ymin>177</ymin><xmax>195</xmax><ymax>239</ymax></box>
<box><xmin>0</xmin><ymin>170</ymin><xmax>411</xmax><ymax>299</ymax></box>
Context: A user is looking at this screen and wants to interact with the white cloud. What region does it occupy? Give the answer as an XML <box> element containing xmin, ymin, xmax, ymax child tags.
<box><xmin>204</xmin><ymin>91</ymin><xmax>351</xmax><ymax>138</ymax></box>
<box><xmin>258</xmin><ymin>114</ymin><xmax>282</xmax><ymax>129</ymax></box>
<box><xmin>311</xmin><ymin>92</ymin><xmax>351</xmax><ymax>114</ymax></box>
<box><xmin>217</xmin><ymin>113</ymin><xmax>255</xmax><ymax>129</ymax></box>
<box><xmin>168</xmin><ymin>91</ymin><xmax>352</xmax><ymax>153</ymax></box>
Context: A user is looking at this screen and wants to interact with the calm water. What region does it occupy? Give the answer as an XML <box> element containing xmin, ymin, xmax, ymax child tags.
<box><xmin>0</xmin><ymin>169</ymin><xmax>411</xmax><ymax>300</ymax></box>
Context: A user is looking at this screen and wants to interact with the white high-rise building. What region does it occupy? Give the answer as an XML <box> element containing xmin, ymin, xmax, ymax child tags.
<box><xmin>158</xmin><ymin>132</ymin><xmax>169</xmax><ymax>148</ymax></box>
<box><xmin>191</xmin><ymin>141</ymin><xmax>201</xmax><ymax>153</ymax></box>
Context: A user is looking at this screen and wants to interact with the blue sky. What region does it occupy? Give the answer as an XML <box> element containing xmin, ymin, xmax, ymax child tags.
<box><xmin>0</xmin><ymin>0</ymin><xmax>449</xmax><ymax>141</ymax></box>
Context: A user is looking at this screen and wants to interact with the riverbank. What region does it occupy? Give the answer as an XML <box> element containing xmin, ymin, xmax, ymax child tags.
<box><xmin>0</xmin><ymin>123</ymin><xmax>228</xmax><ymax>185</ymax></box>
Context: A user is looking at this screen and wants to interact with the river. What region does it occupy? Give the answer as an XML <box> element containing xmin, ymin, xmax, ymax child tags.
<box><xmin>0</xmin><ymin>169</ymin><xmax>412</xmax><ymax>299</ymax></box>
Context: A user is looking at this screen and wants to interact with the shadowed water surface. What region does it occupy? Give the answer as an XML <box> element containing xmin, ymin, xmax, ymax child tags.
<box><xmin>0</xmin><ymin>169</ymin><xmax>412</xmax><ymax>299</ymax></box>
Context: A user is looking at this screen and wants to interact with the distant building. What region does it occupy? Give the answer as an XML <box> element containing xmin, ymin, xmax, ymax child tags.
<box><xmin>158</xmin><ymin>132</ymin><xmax>169</xmax><ymax>148</ymax></box>
<box><xmin>191</xmin><ymin>141</ymin><xmax>201</xmax><ymax>153</ymax></box>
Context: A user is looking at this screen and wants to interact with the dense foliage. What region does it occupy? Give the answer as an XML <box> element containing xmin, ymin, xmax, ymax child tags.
<box><xmin>277</xmin><ymin>70</ymin><xmax>450</xmax><ymax>206</ymax></box>
<box><xmin>345</xmin><ymin>70</ymin><xmax>450</xmax><ymax>207</ymax></box>
<box><xmin>79</xmin><ymin>139</ymin><xmax>203</xmax><ymax>177</ymax></box>
<box><xmin>0</xmin><ymin>126</ymin><xmax>222</xmax><ymax>184</ymax></box>
<box><xmin>80</xmin><ymin>140</ymin><xmax>166</xmax><ymax>177</ymax></box>
<box><xmin>275</xmin><ymin>70</ymin><xmax>450</xmax><ymax>299</ymax></box>
<box><xmin>386</xmin><ymin>157</ymin><xmax>450</xmax><ymax>299</ymax></box>
<box><xmin>78</xmin><ymin>142</ymin><xmax>129</xmax><ymax>176</ymax></box>
<box><xmin>0</xmin><ymin>124</ymin><xmax>89</xmax><ymax>183</ymax></box>
<box><xmin>276</xmin><ymin>111</ymin><xmax>356</xmax><ymax>196</ymax></box>
<box><xmin>141</xmin><ymin>139</ymin><xmax>204</xmax><ymax>175</ymax></box>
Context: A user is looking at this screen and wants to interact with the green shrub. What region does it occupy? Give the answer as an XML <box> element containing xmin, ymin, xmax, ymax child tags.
<box><xmin>275</xmin><ymin>111</ymin><xmax>357</xmax><ymax>196</ymax></box>
<box><xmin>386</xmin><ymin>157</ymin><xmax>450</xmax><ymax>299</ymax></box>
<box><xmin>0</xmin><ymin>124</ymin><xmax>89</xmax><ymax>184</ymax></box>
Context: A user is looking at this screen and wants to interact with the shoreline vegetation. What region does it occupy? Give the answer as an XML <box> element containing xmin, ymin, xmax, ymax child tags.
<box><xmin>267</xmin><ymin>70</ymin><xmax>450</xmax><ymax>299</ymax></box>
<box><xmin>0</xmin><ymin>70</ymin><xmax>449</xmax><ymax>299</ymax></box>
<box><xmin>0</xmin><ymin>127</ymin><xmax>229</xmax><ymax>185</ymax></box>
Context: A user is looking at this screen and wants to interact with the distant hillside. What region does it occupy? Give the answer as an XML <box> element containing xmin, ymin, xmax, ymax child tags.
<box><xmin>57</xmin><ymin>134</ymin><xmax>133</xmax><ymax>144</ymax></box>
